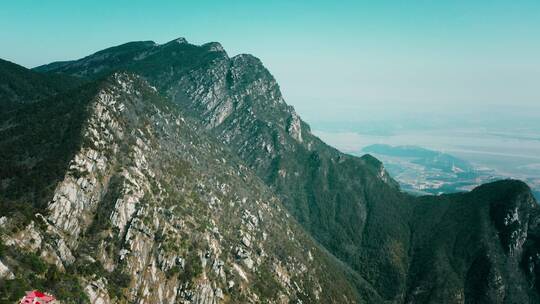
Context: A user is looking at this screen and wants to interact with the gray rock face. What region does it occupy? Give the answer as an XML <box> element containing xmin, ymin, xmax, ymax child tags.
<box><xmin>6</xmin><ymin>38</ymin><xmax>539</xmax><ymax>303</ymax></box>
<box><xmin>287</xmin><ymin>112</ymin><xmax>303</xmax><ymax>143</ymax></box>
<box><xmin>0</xmin><ymin>259</ymin><xmax>14</xmax><ymax>280</ymax></box>
<box><xmin>85</xmin><ymin>278</ymin><xmax>111</xmax><ymax>304</ymax></box>
<box><xmin>490</xmin><ymin>188</ymin><xmax>536</xmax><ymax>256</ymax></box>
<box><xmin>0</xmin><ymin>72</ymin><xmax>359</xmax><ymax>303</ymax></box>
<box><xmin>47</xmin><ymin>87</ymin><xmax>122</xmax><ymax>245</ymax></box>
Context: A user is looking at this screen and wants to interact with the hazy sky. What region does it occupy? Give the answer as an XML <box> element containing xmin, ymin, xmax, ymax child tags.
<box><xmin>2</xmin><ymin>1</ymin><xmax>539</xmax><ymax>121</ymax></box>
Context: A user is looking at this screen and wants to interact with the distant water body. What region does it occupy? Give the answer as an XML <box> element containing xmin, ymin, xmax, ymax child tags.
<box><xmin>315</xmin><ymin>128</ymin><xmax>540</xmax><ymax>194</ymax></box>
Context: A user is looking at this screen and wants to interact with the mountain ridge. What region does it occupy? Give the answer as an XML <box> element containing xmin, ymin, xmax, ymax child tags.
<box><xmin>1</xmin><ymin>71</ymin><xmax>365</xmax><ymax>303</ymax></box>
<box><xmin>0</xmin><ymin>58</ymin><xmax>84</xmax><ymax>112</ymax></box>
<box><xmin>1</xmin><ymin>38</ymin><xmax>539</xmax><ymax>303</ymax></box>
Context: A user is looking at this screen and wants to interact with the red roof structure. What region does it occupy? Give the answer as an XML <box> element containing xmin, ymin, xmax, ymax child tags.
<box><xmin>19</xmin><ymin>290</ymin><xmax>56</xmax><ymax>304</ymax></box>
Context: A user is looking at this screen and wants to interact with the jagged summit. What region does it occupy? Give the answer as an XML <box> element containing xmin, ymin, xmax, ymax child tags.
<box><xmin>0</xmin><ymin>64</ymin><xmax>361</xmax><ymax>303</ymax></box>
<box><xmin>203</xmin><ymin>41</ymin><xmax>225</xmax><ymax>52</ymax></box>
<box><xmin>172</xmin><ymin>37</ymin><xmax>188</xmax><ymax>44</ymax></box>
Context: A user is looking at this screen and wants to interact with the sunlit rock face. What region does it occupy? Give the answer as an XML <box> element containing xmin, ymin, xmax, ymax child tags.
<box><xmin>0</xmin><ymin>72</ymin><xmax>359</xmax><ymax>303</ymax></box>
<box><xmin>1</xmin><ymin>38</ymin><xmax>540</xmax><ymax>303</ymax></box>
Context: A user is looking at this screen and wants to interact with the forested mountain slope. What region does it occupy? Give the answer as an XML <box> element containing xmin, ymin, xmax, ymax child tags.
<box><xmin>0</xmin><ymin>37</ymin><xmax>538</xmax><ymax>303</ymax></box>
<box><xmin>0</xmin><ymin>70</ymin><xmax>363</xmax><ymax>303</ymax></box>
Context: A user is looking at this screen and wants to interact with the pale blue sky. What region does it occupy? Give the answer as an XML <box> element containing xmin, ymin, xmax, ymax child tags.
<box><xmin>1</xmin><ymin>1</ymin><xmax>539</xmax><ymax>119</ymax></box>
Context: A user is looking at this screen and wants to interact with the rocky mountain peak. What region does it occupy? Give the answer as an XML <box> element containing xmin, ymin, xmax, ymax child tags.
<box><xmin>203</xmin><ymin>42</ymin><xmax>225</xmax><ymax>52</ymax></box>
<box><xmin>173</xmin><ymin>37</ymin><xmax>188</xmax><ymax>44</ymax></box>
<box><xmin>0</xmin><ymin>65</ymin><xmax>360</xmax><ymax>303</ymax></box>
<box><xmin>2</xmin><ymin>38</ymin><xmax>539</xmax><ymax>303</ymax></box>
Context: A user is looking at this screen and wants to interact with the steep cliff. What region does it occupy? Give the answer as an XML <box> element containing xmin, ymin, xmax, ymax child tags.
<box><xmin>37</xmin><ymin>40</ymin><xmax>411</xmax><ymax>300</ymax></box>
<box><xmin>0</xmin><ymin>72</ymin><xmax>362</xmax><ymax>303</ymax></box>
<box><xmin>0</xmin><ymin>37</ymin><xmax>538</xmax><ymax>303</ymax></box>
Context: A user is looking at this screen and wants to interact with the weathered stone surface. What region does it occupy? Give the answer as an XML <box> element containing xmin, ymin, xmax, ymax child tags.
<box><xmin>0</xmin><ymin>259</ymin><xmax>14</xmax><ymax>280</ymax></box>
<box><xmin>0</xmin><ymin>72</ymin><xmax>358</xmax><ymax>303</ymax></box>
<box><xmin>85</xmin><ymin>278</ymin><xmax>111</xmax><ymax>304</ymax></box>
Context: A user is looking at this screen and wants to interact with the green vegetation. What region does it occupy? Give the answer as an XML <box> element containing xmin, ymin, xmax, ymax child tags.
<box><xmin>0</xmin><ymin>248</ymin><xmax>88</xmax><ymax>303</ymax></box>
<box><xmin>251</xmin><ymin>261</ymin><xmax>282</xmax><ymax>298</ymax></box>
<box><xmin>0</xmin><ymin>39</ymin><xmax>539</xmax><ymax>303</ymax></box>
<box><xmin>179</xmin><ymin>252</ymin><xmax>203</xmax><ymax>283</ymax></box>
<box><xmin>0</xmin><ymin>80</ymin><xmax>98</xmax><ymax>221</ymax></box>
<box><xmin>0</xmin><ymin>58</ymin><xmax>84</xmax><ymax>112</ymax></box>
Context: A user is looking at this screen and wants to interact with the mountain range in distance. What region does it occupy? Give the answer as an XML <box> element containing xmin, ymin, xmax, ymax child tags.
<box><xmin>360</xmin><ymin>144</ymin><xmax>540</xmax><ymax>201</ymax></box>
<box><xmin>359</xmin><ymin>144</ymin><xmax>502</xmax><ymax>196</ymax></box>
<box><xmin>1</xmin><ymin>37</ymin><xmax>540</xmax><ymax>303</ymax></box>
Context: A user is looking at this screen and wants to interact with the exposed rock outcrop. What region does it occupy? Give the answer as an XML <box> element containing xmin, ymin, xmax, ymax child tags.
<box><xmin>0</xmin><ymin>72</ymin><xmax>359</xmax><ymax>303</ymax></box>
<box><xmin>1</xmin><ymin>38</ymin><xmax>539</xmax><ymax>303</ymax></box>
